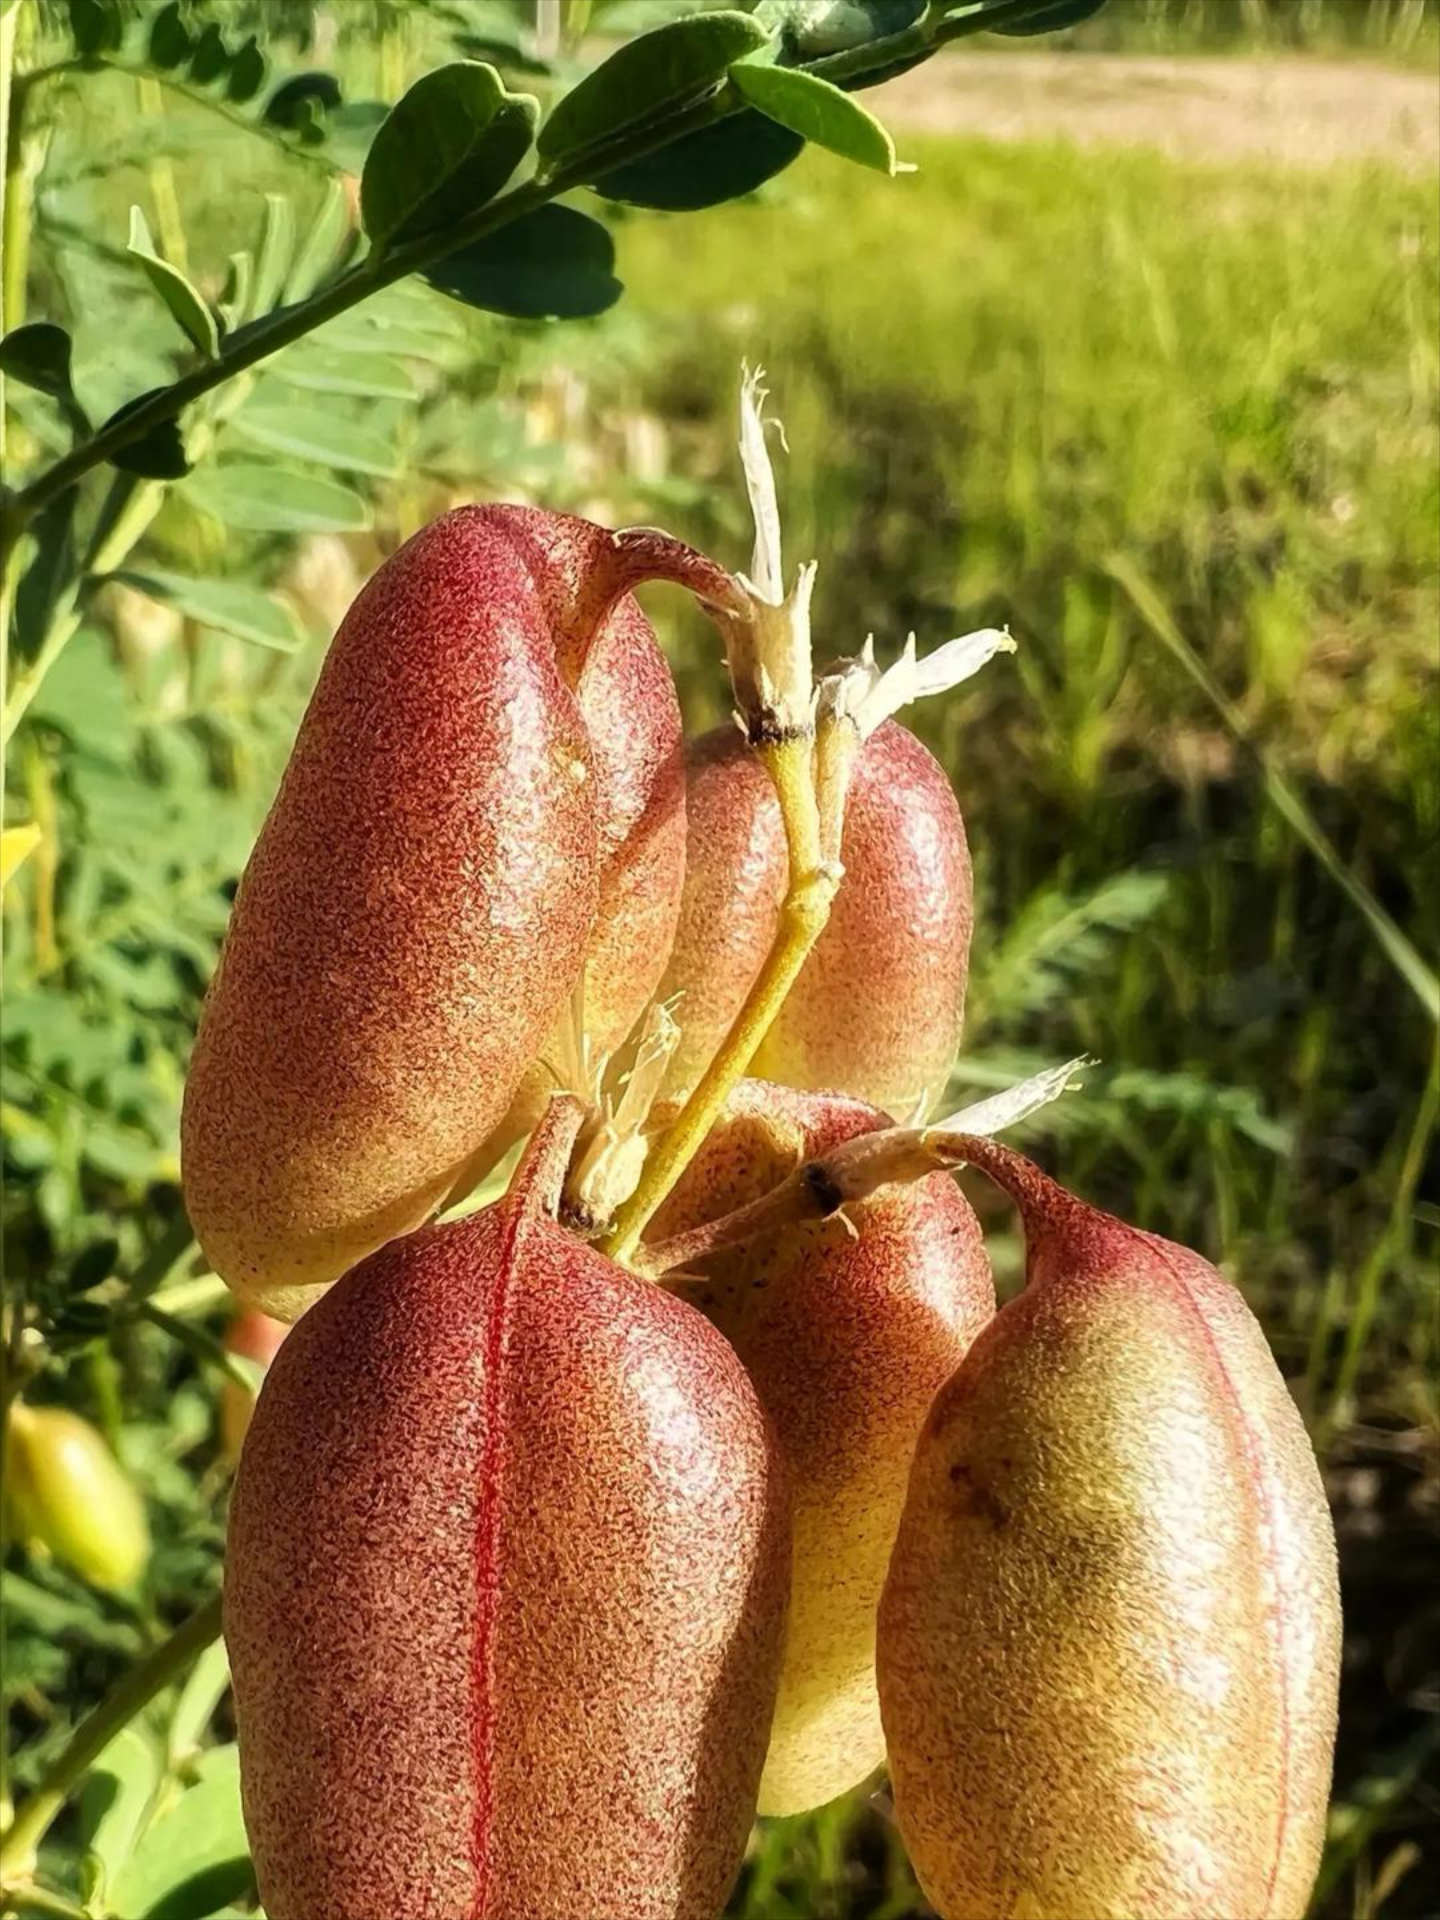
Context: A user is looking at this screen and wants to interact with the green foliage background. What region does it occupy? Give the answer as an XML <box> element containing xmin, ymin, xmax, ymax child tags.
<box><xmin>1</xmin><ymin>2</ymin><xmax>1436</xmax><ymax>1917</ymax></box>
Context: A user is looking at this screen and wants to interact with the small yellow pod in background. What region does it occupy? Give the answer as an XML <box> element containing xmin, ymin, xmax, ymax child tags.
<box><xmin>5</xmin><ymin>1403</ymin><xmax>150</xmax><ymax>1593</ymax></box>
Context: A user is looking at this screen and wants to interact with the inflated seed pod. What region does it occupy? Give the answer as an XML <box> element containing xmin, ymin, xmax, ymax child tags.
<box><xmin>648</xmin><ymin>1079</ymin><xmax>994</xmax><ymax>1816</ymax></box>
<box><xmin>5</xmin><ymin>1403</ymin><xmax>149</xmax><ymax>1592</ymax></box>
<box><xmin>878</xmin><ymin>1139</ymin><xmax>1341</xmax><ymax>1920</ymax></box>
<box><xmin>657</xmin><ymin>720</ymin><xmax>971</xmax><ymax>1118</ymax></box>
<box><xmin>226</xmin><ymin>1108</ymin><xmax>789</xmax><ymax>1920</ymax></box>
<box><xmin>183</xmin><ymin>506</ymin><xmax>727</xmax><ymax>1320</ymax></box>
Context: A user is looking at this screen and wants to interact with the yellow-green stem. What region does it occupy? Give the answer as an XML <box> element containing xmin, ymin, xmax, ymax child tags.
<box><xmin>601</xmin><ymin>733</ymin><xmax>839</xmax><ymax>1265</ymax></box>
<box><xmin>2</xmin><ymin>1881</ymin><xmax>89</xmax><ymax>1920</ymax></box>
<box><xmin>20</xmin><ymin>736</ymin><xmax>55</xmax><ymax>971</ymax></box>
<box><xmin>0</xmin><ymin>1593</ymin><xmax>223</xmax><ymax>1891</ymax></box>
<box><xmin>138</xmin><ymin>76</ymin><xmax>187</xmax><ymax>274</ymax></box>
<box><xmin>0</xmin><ymin>0</ymin><xmax>27</xmax><ymax>338</ymax></box>
<box><xmin>1</xmin><ymin>478</ymin><xmax>164</xmax><ymax>748</ymax></box>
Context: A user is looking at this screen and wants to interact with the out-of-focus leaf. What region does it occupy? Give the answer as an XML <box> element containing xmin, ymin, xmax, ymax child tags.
<box><xmin>251</xmin><ymin>194</ymin><xmax>295</xmax><ymax>316</ymax></box>
<box><xmin>13</xmin><ymin>486</ymin><xmax>78</xmax><ymax>668</ymax></box>
<box><xmin>108</xmin><ymin>1743</ymin><xmax>254</xmax><ymax>1920</ymax></box>
<box><xmin>77</xmin><ymin>1726</ymin><xmax>163</xmax><ymax>1915</ymax></box>
<box><xmin>67</xmin><ymin>0</ymin><xmax>125</xmax><ymax>57</ymax></box>
<box><xmin>361</xmin><ymin>62</ymin><xmax>537</xmax><ymax>249</ymax></box>
<box><xmin>147</xmin><ymin>0</ymin><xmax>193</xmax><ymax>68</ymax></box>
<box><xmin>232</xmin><ymin>404</ymin><xmax>401</xmax><ymax>477</ymax></box>
<box><xmin>27</xmin><ymin>628</ymin><xmax>133</xmax><ymax>759</ymax></box>
<box><xmin>182</xmin><ymin>465</ymin><xmax>372</xmax><ymax>535</ymax></box>
<box><xmin>537</xmin><ymin>10</ymin><xmax>770</xmax><ymax>163</ymax></box>
<box><xmin>218</xmin><ymin>251</ymin><xmax>253</xmax><ymax>331</ymax></box>
<box><xmin>264</xmin><ymin>71</ymin><xmax>342</xmax><ymax>134</ymax></box>
<box><xmin>225</xmin><ymin>35</ymin><xmax>267</xmax><ymax>102</ymax></box>
<box><xmin>102</xmin><ymin>392</ymin><xmax>189</xmax><ymax>480</ymax></box>
<box><xmin>285</xmin><ymin>178</ymin><xmax>354</xmax><ymax>303</ymax></box>
<box><xmin>188</xmin><ymin>21</ymin><xmax>230</xmax><ymax>85</ymax></box>
<box><xmin>732</xmin><ymin>58</ymin><xmax>902</xmax><ymax>172</ymax></box>
<box><xmin>168</xmin><ymin>1638</ymin><xmax>233</xmax><ymax>1769</ymax></box>
<box><xmin>109</xmin><ymin>570</ymin><xmax>303</xmax><ymax>651</ymax></box>
<box><xmin>67</xmin><ymin>1238</ymin><xmax>120</xmax><ymax>1294</ymax></box>
<box><xmin>425</xmin><ymin>204</ymin><xmax>620</xmax><ymax>319</ymax></box>
<box><xmin>0</xmin><ymin>323</ymin><xmax>83</xmax><ymax>415</ymax></box>
<box><xmin>597</xmin><ymin>110</ymin><xmax>802</xmax><ymax>209</ymax></box>
<box><xmin>273</xmin><ymin>346</ymin><xmax>417</xmax><ymax>399</ymax></box>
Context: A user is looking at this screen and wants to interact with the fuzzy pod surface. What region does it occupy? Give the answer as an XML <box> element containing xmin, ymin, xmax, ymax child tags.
<box><xmin>183</xmin><ymin>506</ymin><xmax>723</xmax><ymax>1319</ymax></box>
<box><xmin>658</xmin><ymin>722</ymin><xmax>971</xmax><ymax>1118</ymax></box>
<box><xmin>650</xmin><ymin>1080</ymin><xmax>994</xmax><ymax>1816</ymax></box>
<box><xmin>226</xmin><ymin>1118</ymin><xmax>789</xmax><ymax>1920</ymax></box>
<box><xmin>877</xmin><ymin>1141</ymin><xmax>1341</xmax><ymax>1920</ymax></box>
<box><xmin>451</xmin><ymin>578</ymin><xmax>690</xmax><ymax>1194</ymax></box>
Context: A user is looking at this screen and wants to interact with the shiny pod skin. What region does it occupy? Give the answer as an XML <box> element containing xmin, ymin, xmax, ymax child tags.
<box><xmin>5</xmin><ymin>1403</ymin><xmax>149</xmax><ymax>1592</ymax></box>
<box><xmin>878</xmin><ymin>1140</ymin><xmax>1341</xmax><ymax>1920</ymax></box>
<box><xmin>226</xmin><ymin>1119</ymin><xmax>789</xmax><ymax>1920</ymax></box>
<box><xmin>649</xmin><ymin>1080</ymin><xmax>994</xmax><ymax>1816</ymax></box>
<box><xmin>184</xmin><ymin>507</ymin><xmax>723</xmax><ymax>1320</ymax></box>
<box><xmin>658</xmin><ymin>721</ymin><xmax>972</xmax><ymax>1118</ymax></box>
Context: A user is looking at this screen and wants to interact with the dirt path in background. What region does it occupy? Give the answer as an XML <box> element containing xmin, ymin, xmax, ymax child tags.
<box><xmin>883</xmin><ymin>52</ymin><xmax>1439</xmax><ymax>173</ymax></box>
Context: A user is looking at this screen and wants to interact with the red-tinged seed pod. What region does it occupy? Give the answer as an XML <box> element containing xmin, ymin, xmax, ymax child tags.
<box><xmin>657</xmin><ymin>721</ymin><xmax>971</xmax><ymax>1118</ymax></box>
<box><xmin>4</xmin><ymin>1404</ymin><xmax>150</xmax><ymax>1593</ymax></box>
<box><xmin>226</xmin><ymin>1109</ymin><xmax>789</xmax><ymax>1920</ymax></box>
<box><xmin>183</xmin><ymin>507</ymin><xmax>731</xmax><ymax>1320</ymax></box>
<box><xmin>220</xmin><ymin>1310</ymin><xmax>289</xmax><ymax>1461</ymax></box>
<box><xmin>647</xmin><ymin>1080</ymin><xmax>994</xmax><ymax>1816</ymax></box>
<box><xmin>878</xmin><ymin>1140</ymin><xmax>1340</xmax><ymax>1920</ymax></box>
<box><xmin>449</xmin><ymin>582</ymin><xmax>690</xmax><ymax>1195</ymax></box>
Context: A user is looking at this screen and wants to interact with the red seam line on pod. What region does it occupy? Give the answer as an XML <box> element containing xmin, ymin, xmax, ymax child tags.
<box><xmin>1138</xmin><ymin>1228</ymin><xmax>1295</xmax><ymax>1917</ymax></box>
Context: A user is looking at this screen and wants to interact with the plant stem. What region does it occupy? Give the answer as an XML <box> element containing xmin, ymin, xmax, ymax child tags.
<box><xmin>10</xmin><ymin>56</ymin><xmax>346</xmax><ymax>181</ymax></box>
<box><xmin>0</xmin><ymin>1593</ymin><xmax>223</xmax><ymax>1889</ymax></box>
<box><xmin>601</xmin><ymin>734</ymin><xmax>840</xmax><ymax>1265</ymax></box>
<box><xmin>2</xmin><ymin>3</ymin><xmax>1001</xmax><ymax>550</ymax></box>
<box><xmin>2</xmin><ymin>1882</ymin><xmax>90</xmax><ymax>1920</ymax></box>
<box><xmin>1</xmin><ymin>2</ymin><xmax>30</xmax><ymax>336</ymax></box>
<box><xmin>137</xmin><ymin>75</ymin><xmax>188</xmax><ymax>274</ymax></box>
<box><xmin>1</xmin><ymin>477</ymin><xmax>164</xmax><ymax>747</ymax></box>
<box><xmin>0</xmin><ymin>0</ymin><xmax>21</xmax><ymax>830</ymax></box>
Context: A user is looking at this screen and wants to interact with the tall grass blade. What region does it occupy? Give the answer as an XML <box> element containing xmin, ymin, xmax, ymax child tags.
<box><xmin>1106</xmin><ymin>554</ymin><xmax>1440</xmax><ymax>1026</ymax></box>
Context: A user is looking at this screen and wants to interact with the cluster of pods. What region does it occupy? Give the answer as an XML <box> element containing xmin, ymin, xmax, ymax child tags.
<box><xmin>183</xmin><ymin>398</ymin><xmax>1340</xmax><ymax>1920</ymax></box>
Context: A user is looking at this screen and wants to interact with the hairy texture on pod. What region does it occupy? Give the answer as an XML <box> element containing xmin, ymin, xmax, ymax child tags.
<box><xmin>878</xmin><ymin>1142</ymin><xmax>1340</xmax><ymax>1920</ymax></box>
<box><xmin>220</xmin><ymin>1310</ymin><xmax>289</xmax><ymax>1461</ymax></box>
<box><xmin>649</xmin><ymin>1081</ymin><xmax>994</xmax><ymax>1815</ymax></box>
<box><xmin>226</xmin><ymin>1129</ymin><xmax>788</xmax><ymax>1920</ymax></box>
<box><xmin>184</xmin><ymin>507</ymin><xmax>715</xmax><ymax>1319</ymax></box>
<box><xmin>5</xmin><ymin>1404</ymin><xmax>150</xmax><ymax>1592</ymax></box>
<box><xmin>451</xmin><ymin>587</ymin><xmax>688</xmax><ymax>1193</ymax></box>
<box><xmin>658</xmin><ymin>722</ymin><xmax>971</xmax><ymax>1118</ymax></box>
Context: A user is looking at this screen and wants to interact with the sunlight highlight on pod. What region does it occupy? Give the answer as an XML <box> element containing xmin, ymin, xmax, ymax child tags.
<box><xmin>181</xmin><ymin>506</ymin><xmax>738</xmax><ymax>1320</ymax></box>
<box><xmin>877</xmin><ymin>1139</ymin><xmax>1341</xmax><ymax>1920</ymax></box>
<box><xmin>649</xmin><ymin>1080</ymin><xmax>995</xmax><ymax>1815</ymax></box>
